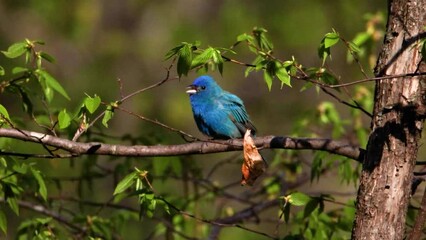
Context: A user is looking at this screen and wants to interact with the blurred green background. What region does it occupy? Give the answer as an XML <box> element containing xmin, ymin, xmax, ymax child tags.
<box><xmin>1</xmin><ymin>1</ymin><xmax>408</xmax><ymax>239</ymax></box>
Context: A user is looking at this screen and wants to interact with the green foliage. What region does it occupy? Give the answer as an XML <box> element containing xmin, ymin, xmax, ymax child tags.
<box><xmin>102</xmin><ymin>103</ymin><xmax>115</xmax><ymax>128</ymax></box>
<box><xmin>58</xmin><ymin>109</ymin><xmax>72</xmax><ymax>129</ymax></box>
<box><xmin>346</xmin><ymin>12</ymin><xmax>384</xmax><ymax>68</ymax></box>
<box><xmin>113</xmin><ymin>168</ymin><xmax>168</xmax><ymax>220</ymax></box>
<box><xmin>0</xmin><ymin>211</ymin><xmax>6</xmax><ymax>234</ymax></box>
<box><xmin>83</xmin><ymin>95</ymin><xmax>101</xmax><ymax>114</ymax></box>
<box><xmin>35</xmin><ymin>69</ymin><xmax>70</xmax><ymax>101</ymax></box>
<box><xmin>17</xmin><ymin>217</ymin><xmax>56</xmax><ymax>240</ymax></box>
<box><xmin>0</xmin><ymin>13</ymin><xmax>382</xmax><ymax>238</ymax></box>
<box><xmin>30</xmin><ymin>166</ymin><xmax>48</xmax><ymax>201</ymax></box>
<box><xmin>282</xmin><ymin>193</ymin><xmax>355</xmax><ymax>239</ymax></box>
<box><xmin>286</xmin><ymin>192</ymin><xmax>312</xmax><ymax>206</ymax></box>
<box><xmin>318</xmin><ymin>30</ymin><xmax>340</xmax><ymax>65</ymax></box>
<box><xmin>165</xmin><ymin>41</ymin><xmax>200</xmax><ymax>77</ymax></box>
<box><xmin>0</xmin><ymin>104</ymin><xmax>10</xmax><ymax>123</ymax></box>
<box><xmin>2</xmin><ymin>41</ymin><xmax>28</xmax><ymax>59</ymax></box>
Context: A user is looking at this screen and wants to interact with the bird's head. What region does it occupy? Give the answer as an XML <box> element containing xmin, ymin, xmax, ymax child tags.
<box><xmin>186</xmin><ymin>75</ymin><xmax>222</xmax><ymax>99</ymax></box>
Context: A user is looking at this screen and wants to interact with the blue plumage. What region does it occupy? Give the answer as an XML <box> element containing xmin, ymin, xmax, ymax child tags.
<box><xmin>186</xmin><ymin>75</ymin><xmax>256</xmax><ymax>139</ymax></box>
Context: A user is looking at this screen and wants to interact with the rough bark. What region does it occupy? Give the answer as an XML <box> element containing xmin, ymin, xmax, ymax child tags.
<box><xmin>352</xmin><ymin>0</ymin><xmax>426</xmax><ymax>239</ymax></box>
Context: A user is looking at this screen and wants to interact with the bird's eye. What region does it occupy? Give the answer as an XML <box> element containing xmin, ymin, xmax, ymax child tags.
<box><xmin>201</xmin><ymin>86</ymin><xmax>206</xmax><ymax>90</ymax></box>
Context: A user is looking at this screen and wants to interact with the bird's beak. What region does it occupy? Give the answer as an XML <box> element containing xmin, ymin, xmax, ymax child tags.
<box><xmin>186</xmin><ymin>85</ymin><xmax>197</xmax><ymax>95</ymax></box>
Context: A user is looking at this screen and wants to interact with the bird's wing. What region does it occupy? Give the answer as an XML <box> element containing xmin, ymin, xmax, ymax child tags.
<box><xmin>220</xmin><ymin>92</ymin><xmax>257</xmax><ymax>135</ymax></box>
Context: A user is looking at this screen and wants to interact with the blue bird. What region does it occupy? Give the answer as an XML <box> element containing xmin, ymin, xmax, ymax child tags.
<box><xmin>186</xmin><ymin>75</ymin><xmax>256</xmax><ymax>139</ymax></box>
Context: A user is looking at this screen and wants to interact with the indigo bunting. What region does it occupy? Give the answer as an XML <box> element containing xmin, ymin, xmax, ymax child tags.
<box><xmin>186</xmin><ymin>75</ymin><xmax>256</xmax><ymax>139</ymax></box>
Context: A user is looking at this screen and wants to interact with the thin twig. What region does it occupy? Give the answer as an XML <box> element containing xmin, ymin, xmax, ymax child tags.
<box><xmin>321</xmin><ymin>87</ymin><xmax>373</xmax><ymax>118</ymax></box>
<box><xmin>0</xmin><ymin>197</ymin><xmax>85</xmax><ymax>233</ymax></box>
<box><xmin>72</xmin><ymin>62</ymin><xmax>177</xmax><ymax>141</ymax></box>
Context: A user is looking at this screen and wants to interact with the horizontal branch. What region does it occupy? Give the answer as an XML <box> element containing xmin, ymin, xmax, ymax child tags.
<box><xmin>0</xmin><ymin>128</ymin><xmax>365</xmax><ymax>162</ymax></box>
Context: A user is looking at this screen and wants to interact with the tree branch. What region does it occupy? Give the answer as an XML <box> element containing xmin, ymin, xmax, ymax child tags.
<box><xmin>0</xmin><ymin>128</ymin><xmax>365</xmax><ymax>161</ymax></box>
<box><xmin>0</xmin><ymin>197</ymin><xmax>85</xmax><ymax>233</ymax></box>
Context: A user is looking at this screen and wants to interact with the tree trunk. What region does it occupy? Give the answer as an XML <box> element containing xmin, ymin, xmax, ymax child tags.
<box><xmin>351</xmin><ymin>0</ymin><xmax>426</xmax><ymax>239</ymax></box>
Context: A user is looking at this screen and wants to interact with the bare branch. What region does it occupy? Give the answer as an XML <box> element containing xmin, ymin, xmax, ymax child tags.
<box><xmin>0</xmin><ymin>197</ymin><xmax>85</xmax><ymax>233</ymax></box>
<box><xmin>0</xmin><ymin>128</ymin><xmax>364</xmax><ymax>161</ymax></box>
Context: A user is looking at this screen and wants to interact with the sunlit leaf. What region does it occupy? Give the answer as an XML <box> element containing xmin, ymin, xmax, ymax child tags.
<box><xmin>0</xmin><ymin>66</ymin><xmax>4</xmax><ymax>76</ymax></box>
<box><xmin>324</xmin><ymin>32</ymin><xmax>340</xmax><ymax>48</ymax></box>
<box><xmin>191</xmin><ymin>47</ymin><xmax>214</xmax><ymax>68</ymax></box>
<box><xmin>113</xmin><ymin>171</ymin><xmax>138</xmax><ymax>195</ymax></box>
<box><xmin>2</xmin><ymin>42</ymin><xmax>27</xmax><ymax>59</ymax></box>
<box><xmin>0</xmin><ymin>104</ymin><xmax>10</xmax><ymax>121</ymax></box>
<box><xmin>253</xmin><ymin>27</ymin><xmax>273</xmax><ymax>51</ymax></box>
<box><xmin>236</xmin><ymin>33</ymin><xmax>253</xmax><ymax>42</ymax></box>
<box><xmin>102</xmin><ymin>105</ymin><xmax>115</xmax><ymax>128</ymax></box>
<box><xmin>12</xmin><ymin>67</ymin><xmax>28</xmax><ymax>75</ymax></box>
<box><xmin>177</xmin><ymin>43</ymin><xmax>193</xmax><ymax>77</ymax></box>
<box><xmin>36</xmin><ymin>69</ymin><xmax>70</xmax><ymax>101</ymax></box>
<box><xmin>84</xmin><ymin>95</ymin><xmax>101</xmax><ymax>114</ymax></box>
<box><xmin>275</xmin><ymin>62</ymin><xmax>291</xmax><ymax>88</ymax></box>
<box><xmin>287</xmin><ymin>192</ymin><xmax>311</xmax><ymax>206</ymax></box>
<box><xmin>263</xmin><ymin>70</ymin><xmax>273</xmax><ymax>91</ymax></box>
<box><xmin>58</xmin><ymin>109</ymin><xmax>71</xmax><ymax>129</ymax></box>
<box><xmin>212</xmin><ymin>49</ymin><xmax>224</xmax><ymax>75</ymax></box>
<box><xmin>30</xmin><ymin>167</ymin><xmax>47</xmax><ymax>201</ymax></box>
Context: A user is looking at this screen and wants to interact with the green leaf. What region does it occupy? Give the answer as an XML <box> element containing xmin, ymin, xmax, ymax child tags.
<box><xmin>318</xmin><ymin>69</ymin><xmax>338</xmax><ymax>85</ymax></box>
<box><xmin>12</xmin><ymin>163</ymin><xmax>28</xmax><ymax>174</ymax></box>
<box><xmin>191</xmin><ymin>47</ymin><xmax>214</xmax><ymax>69</ymax></box>
<box><xmin>236</xmin><ymin>33</ymin><xmax>253</xmax><ymax>42</ymax></box>
<box><xmin>0</xmin><ymin>210</ymin><xmax>6</xmax><ymax>234</ymax></box>
<box><xmin>113</xmin><ymin>171</ymin><xmax>138</xmax><ymax>195</ymax></box>
<box><xmin>0</xmin><ymin>66</ymin><xmax>4</xmax><ymax>76</ymax></box>
<box><xmin>12</xmin><ymin>67</ymin><xmax>28</xmax><ymax>75</ymax></box>
<box><xmin>303</xmin><ymin>199</ymin><xmax>320</xmax><ymax>218</ymax></box>
<box><xmin>253</xmin><ymin>27</ymin><xmax>273</xmax><ymax>51</ymax></box>
<box><xmin>84</xmin><ymin>95</ymin><xmax>101</xmax><ymax>114</ymax></box>
<box><xmin>164</xmin><ymin>44</ymin><xmax>184</xmax><ymax>60</ymax></box>
<box><xmin>348</xmin><ymin>42</ymin><xmax>361</xmax><ymax>53</ymax></box>
<box><xmin>0</xmin><ymin>104</ymin><xmax>10</xmax><ymax>121</ymax></box>
<box><xmin>7</xmin><ymin>197</ymin><xmax>19</xmax><ymax>215</ymax></box>
<box><xmin>324</xmin><ymin>32</ymin><xmax>340</xmax><ymax>48</ymax></box>
<box><xmin>212</xmin><ymin>49</ymin><xmax>224</xmax><ymax>75</ymax></box>
<box><xmin>352</xmin><ymin>32</ymin><xmax>371</xmax><ymax>46</ymax></box>
<box><xmin>275</xmin><ymin>62</ymin><xmax>291</xmax><ymax>88</ymax></box>
<box><xmin>318</xmin><ymin>42</ymin><xmax>330</xmax><ymax>65</ymax></box>
<box><xmin>2</xmin><ymin>42</ymin><xmax>27</xmax><ymax>58</ymax></box>
<box><xmin>177</xmin><ymin>44</ymin><xmax>193</xmax><ymax>77</ymax></box>
<box><xmin>36</xmin><ymin>69</ymin><xmax>70</xmax><ymax>101</ymax></box>
<box><xmin>30</xmin><ymin>167</ymin><xmax>47</xmax><ymax>201</ymax></box>
<box><xmin>58</xmin><ymin>109</ymin><xmax>71</xmax><ymax>129</ymax></box>
<box><xmin>263</xmin><ymin>70</ymin><xmax>273</xmax><ymax>91</ymax></box>
<box><xmin>39</xmin><ymin>51</ymin><xmax>55</xmax><ymax>63</ymax></box>
<box><xmin>102</xmin><ymin>105</ymin><xmax>115</xmax><ymax>128</ymax></box>
<box><xmin>287</xmin><ymin>192</ymin><xmax>311</xmax><ymax>206</ymax></box>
